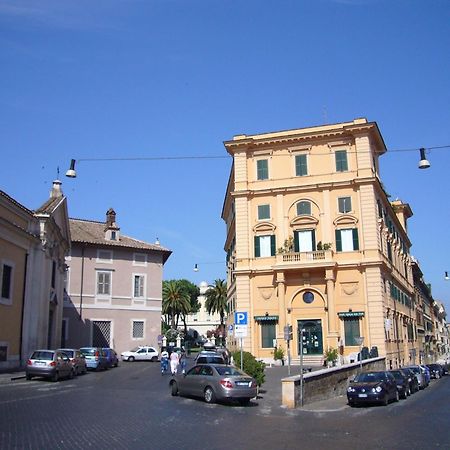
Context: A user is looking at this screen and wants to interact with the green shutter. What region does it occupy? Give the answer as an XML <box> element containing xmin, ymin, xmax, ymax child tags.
<box><xmin>335</xmin><ymin>230</ymin><xmax>342</xmax><ymax>252</ymax></box>
<box><xmin>352</xmin><ymin>228</ymin><xmax>359</xmax><ymax>250</ymax></box>
<box><xmin>294</xmin><ymin>231</ymin><xmax>299</xmax><ymax>252</ymax></box>
<box><xmin>254</xmin><ymin>236</ymin><xmax>260</xmax><ymax>258</ymax></box>
<box><xmin>270</xmin><ymin>235</ymin><xmax>276</xmax><ymax>256</ymax></box>
<box><xmin>312</xmin><ymin>230</ymin><xmax>316</xmax><ymax>251</ymax></box>
<box><xmin>295</xmin><ymin>154</ymin><xmax>307</xmax><ymax>176</ymax></box>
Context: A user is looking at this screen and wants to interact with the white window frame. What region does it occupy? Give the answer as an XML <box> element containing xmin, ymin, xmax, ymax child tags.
<box><xmin>132</xmin><ymin>320</ymin><xmax>145</xmax><ymax>340</ymax></box>
<box><xmin>0</xmin><ymin>259</ymin><xmax>14</xmax><ymax>306</ymax></box>
<box><xmin>96</xmin><ymin>270</ymin><xmax>112</xmax><ymax>300</ymax></box>
<box><xmin>133</xmin><ymin>252</ymin><xmax>148</xmax><ymax>267</ymax></box>
<box><xmin>96</xmin><ymin>249</ymin><xmax>113</xmax><ymax>264</ymax></box>
<box><xmin>132</xmin><ymin>273</ymin><xmax>146</xmax><ymax>299</ymax></box>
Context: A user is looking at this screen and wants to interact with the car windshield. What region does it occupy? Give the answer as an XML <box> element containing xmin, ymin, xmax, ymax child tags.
<box><xmin>215</xmin><ymin>366</ymin><xmax>245</xmax><ymax>376</ymax></box>
<box><xmin>31</xmin><ymin>351</ymin><xmax>54</xmax><ymax>360</ymax></box>
<box><xmin>390</xmin><ymin>371</ymin><xmax>403</xmax><ymax>378</ymax></box>
<box><xmin>355</xmin><ymin>372</ymin><xmax>385</xmax><ymax>383</ymax></box>
<box><xmin>197</xmin><ymin>357</ymin><xmax>224</xmax><ymax>364</ymax></box>
<box><xmin>61</xmin><ymin>350</ymin><xmax>74</xmax><ymax>357</ymax></box>
<box><xmin>130</xmin><ymin>347</ymin><xmax>141</xmax><ymax>352</ymax></box>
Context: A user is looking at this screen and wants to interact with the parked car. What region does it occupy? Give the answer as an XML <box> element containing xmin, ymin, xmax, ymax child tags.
<box><xmin>57</xmin><ymin>348</ymin><xmax>87</xmax><ymax>375</ymax></box>
<box><xmin>400</xmin><ymin>368</ymin><xmax>420</xmax><ymax>393</ymax></box>
<box><xmin>389</xmin><ymin>369</ymin><xmax>411</xmax><ymax>399</ymax></box>
<box><xmin>170</xmin><ymin>363</ymin><xmax>257</xmax><ymax>405</ymax></box>
<box><xmin>419</xmin><ymin>365</ymin><xmax>431</xmax><ymax>385</ymax></box>
<box><xmin>426</xmin><ymin>363</ymin><xmax>444</xmax><ymax>379</ymax></box>
<box><xmin>103</xmin><ymin>348</ymin><xmax>119</xmax><ymax>368</ymax></box>
<box><xmin>404</xmin><ymin>365</ymin><xmax>428</xmax><ymax>389</ymax></box>
<box><xmin>347</xmin><ymin>371</ymin><xmax>399</xmax><ymax>406</ymax></box>
<box><xmin>121</xmin><ymin>346</ymin><xmax>159</xmax><ymax>362</ymax></box>
<box><xmin>26</xmin><ymin>349</ymin><xmax>74</xmax><ymax>382</ymax></box>
<box><xmin>195</xmin><ymin>351</ymin><xmax>226</xmax><ymax>365</ymax></box>
<box><xmin>80</xmin><ymin>347</ymin><xmax>108</xmax><ymax>371</ymax></box>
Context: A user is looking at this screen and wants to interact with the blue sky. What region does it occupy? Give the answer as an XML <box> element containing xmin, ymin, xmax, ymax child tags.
<box><xmin>1</xmin><ymin>0</ymin><xmax>449</xmax><ymax>310</ymax></box>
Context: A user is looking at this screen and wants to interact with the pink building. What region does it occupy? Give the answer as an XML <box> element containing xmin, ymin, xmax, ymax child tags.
<box><xmin>63</xmin><ymin>209</ymin><xmax>171</xmax><ymax>354</ymax></box>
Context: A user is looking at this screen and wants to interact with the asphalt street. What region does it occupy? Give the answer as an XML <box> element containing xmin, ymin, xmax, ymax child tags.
<box><xmin>0</xmin><ymin>359</ymin><xmax>449</xmax><ymax>450</ymax></box>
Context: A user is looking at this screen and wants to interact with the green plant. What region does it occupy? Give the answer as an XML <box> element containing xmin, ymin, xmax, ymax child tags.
<box><xmin>317</xmin><ymin>241</ymin><xmax>332</xmax><ymax>251</ymax></box>
<box><xmin>273</xmin><ymin>347</ymin><xmax>285</xmax><ymax>361</ymax></box>
<box><xmin>232</xmin><ymin>351</ymin><xmax>266</xmax><ymax>386</ymax></box>
<box><xmin>277</xmin><ymin>236</ymin><xmax>294</xmax><ymax>254</ymax></box>
<box><xmin>324</xmin><ymin>347</ymin><xmax>338</xmax><ymax>363</ymax></box>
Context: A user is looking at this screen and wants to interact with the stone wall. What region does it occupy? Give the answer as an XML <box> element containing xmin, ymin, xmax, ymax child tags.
<box><xmin>281</xmin><ymin>357</ymin><xmax>386</xmax><ymax>408</ymax></box>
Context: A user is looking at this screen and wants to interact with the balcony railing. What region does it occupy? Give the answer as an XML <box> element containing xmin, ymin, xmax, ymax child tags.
<box><xmin>276</xmin><ymin>250</ymin><xmax>333</xmax><ymax>265</ymax></box>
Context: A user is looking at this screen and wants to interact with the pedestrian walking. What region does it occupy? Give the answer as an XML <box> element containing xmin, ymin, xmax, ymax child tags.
<box><xmin>180</xmin><ymin>352</ymin><xmax>187</xmax><ymax>374</ymax></box>
<box><xmin>160</xmin><ymin>348</ymin><xmax>169</xmax><ymax>375</ymax></box>
<box><xmin>170</xmin><ymin>350</ymin><xmax>180</xmax><ymax>375</ymax></box>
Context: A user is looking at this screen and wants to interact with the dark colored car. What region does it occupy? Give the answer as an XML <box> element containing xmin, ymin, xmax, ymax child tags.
<box><xmin>26</xmin><ymin>350</ymin><xmax>74</xmax><ymax>382</ymax></box>
<box><xmin>170</xmin><ymin>364</ymin><xmax>257</xmax><ymax>405</ymax></box>
<box><xmin>389</xmin><ymin>370</ymin><xmax>411</xmax><ymax>399</ymax></box>
<box><xmin>426</xmin><ymin>363</ymin><xmax>444</xmax><ymax>379</ymax></box>
<box><xmin>103</xmin><ymin>348</ymin><xmax>119</xmax><ymax>368</ymax></box>
<box><xmin>347</xmin><ymin>371</ymin><xmax>399</xmax><ymax>406</ymax></box>
<box><xmin>400</xmin><ymin>368</ymin><xmax>420</xmax><ymax>394</ymax></box>
<box><xmin>57</xmin><ymin>348</ymin><xmax>87</xmax><ymax>375</ymax></box>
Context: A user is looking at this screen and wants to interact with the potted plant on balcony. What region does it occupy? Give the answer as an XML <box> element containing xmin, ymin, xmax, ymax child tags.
<box><xmin>277</xmin><ymin>236</ymin><xmax>294</xmax><ymax>254</ymax></box>
<box><xmin>273</xmin><ymin>346</ymin><xmax>285</xmax><ymax>366</ymax></box>
<box><xmin>317</xmin><ymin>241</ymin><xmax>332</xmax><ymax>251</ymax></box>
<box><xmin>324</xmin><ymin>347</ymin><xmax>338</xmax><ymax>368</ymax></box>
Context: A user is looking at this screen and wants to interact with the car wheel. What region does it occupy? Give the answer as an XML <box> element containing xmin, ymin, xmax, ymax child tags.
<box><xmin>26</xmin><ymin>374</ymin><xmax>32</xmax><ymax>381</ymax></box>
<box><xmin>401</xmin><ymin>389</ymin><xmax>407</xmax><ymax>400</ymax></box>
<box><xmin>204</xmin><ymin>387</ymin><xmax>216</xmax><ymax>404</ymax></box>
<box><xmin>238</xmin><ymin>398</ymin><xmax>250</xmax><ymax>406</ymax></box>
<box><xmin>128</xmin><ymin>356</ymin><xmax>135</xmax><ymax>362</ymax></box>
<box><xmin>171</xmin><ymin>381</ymin><xmax>179</xmax><ymax>396</ymax></box>
<box><xmin>382</xmin><ymin>395</ymin><xmax>388</xmax><ymax>406</ymax></box>
<box><xmin>52</xmin><ymin>372</ymin><xmax>59</xmax><ymax>382</ymax></box>
<box><xmin>69</xmin><ymin>369</ymin><xmax>74</xmax><ymax>380</ymax></box>
<box><xmin>394</xmin><ymin>390</ymin><xmax>399</xmax><ymax>402</ymax></box>
<box><xmin>436</xmin><ymin>373</ymin><xmax>440</xmax><ymax>379</ymax></box>
<box><xmin>151</xmin><ymin>356</ymin><xmax>158</xmax><ymax>362</ymax></box>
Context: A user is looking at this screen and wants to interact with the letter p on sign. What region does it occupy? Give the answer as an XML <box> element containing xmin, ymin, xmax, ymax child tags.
<box><xmin>235</xmin><ymin>312</ymin><xmax>248</xmax><ymax>325</ymax></box>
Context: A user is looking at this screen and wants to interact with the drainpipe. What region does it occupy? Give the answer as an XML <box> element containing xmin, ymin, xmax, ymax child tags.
<box><xmin>79</xmin><ymin>246</ymin><xmax>85</xmax><ymax>320</ymax></box>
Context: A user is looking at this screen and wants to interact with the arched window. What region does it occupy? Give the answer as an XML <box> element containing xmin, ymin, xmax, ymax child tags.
<box><xmin>297</xmin><ymin>201</ymin><xmax>311</xmax><ymax>216</ymax></box>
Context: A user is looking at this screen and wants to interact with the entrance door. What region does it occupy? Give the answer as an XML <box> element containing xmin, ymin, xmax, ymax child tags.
<box><xmin>297</xmin><ymin>320</ymin><xmax>323</xmax><ymax>355</ymax></box>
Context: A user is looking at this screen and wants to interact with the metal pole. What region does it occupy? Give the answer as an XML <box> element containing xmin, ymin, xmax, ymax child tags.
<box><xmin>300</xmin><ymin>329</ymin><xmax>304</xmax><ymax>407</ymax></box>
<box><xmin>240</xmin><ymin>337</ymin><xmax>243</xmax><ymax>371</ymax></box>
<box><xmin>287</xmin><ymin>339</ymin><xmax>291</xmax><ymax>376</ymax></box>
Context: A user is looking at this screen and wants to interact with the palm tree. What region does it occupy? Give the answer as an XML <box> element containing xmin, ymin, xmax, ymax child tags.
<box><xmin>162</xmin><ymin>280</ymin><xmax>191</xmax><ymax>330</ymax></box>
<box><xmin>205</xmin><ymin>279</ymin><xmax>228</xmax><ymax>342</ymax></box>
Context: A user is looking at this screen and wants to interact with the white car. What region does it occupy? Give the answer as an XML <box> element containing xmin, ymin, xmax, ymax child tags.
<box><xmin>121</xmin><ymin>346</ymin><xmax>159</xmax><ymax>362</ymax></box>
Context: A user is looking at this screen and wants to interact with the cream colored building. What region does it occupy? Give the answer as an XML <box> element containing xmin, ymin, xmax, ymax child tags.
<box><xmin>222</xmin><ymin>118</ymin><xmax>417</xmax><ymax>368</ymax></box>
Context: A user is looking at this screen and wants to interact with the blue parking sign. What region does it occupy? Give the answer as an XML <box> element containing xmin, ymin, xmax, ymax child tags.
<box><xmin>235</xmin><ymin>311</ymin><xmax>248</xmax><ymax>325</ymax></box>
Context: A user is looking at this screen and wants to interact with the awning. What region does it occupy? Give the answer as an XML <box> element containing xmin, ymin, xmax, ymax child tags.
<box><xmin>338</xmin><ymin>311</ymin><xmax>364</xmax><ymax>318</ymax></box>
<box><xmin>254</xmin><ymin>315</ymin><xmax>279</xmax><ymax>322</ymax></box>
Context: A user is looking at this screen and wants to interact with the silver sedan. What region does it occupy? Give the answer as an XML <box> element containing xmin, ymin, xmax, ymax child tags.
<box><xmin>169</xmin><ymin>364</ymin><xmax>257</xmax><ymax>406</ymax></box>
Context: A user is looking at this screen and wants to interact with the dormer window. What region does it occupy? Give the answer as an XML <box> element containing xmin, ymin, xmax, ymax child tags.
<box><xmin>111</xmin><ymin>231</ymin><xmax>116</xmax><ymax>241</ymax></box>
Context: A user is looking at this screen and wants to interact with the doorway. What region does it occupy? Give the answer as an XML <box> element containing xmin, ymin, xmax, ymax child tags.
<box><xmin>297</xmin><ymin>319</ymin><xmax>323</xmax><ymax>355</ymax></box>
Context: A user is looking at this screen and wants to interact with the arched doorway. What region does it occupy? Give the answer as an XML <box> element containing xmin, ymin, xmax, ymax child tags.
<box><xmin>297</xmin><ymin>319</ymin><xmax>323</xmax><ymax>356</ymax></box>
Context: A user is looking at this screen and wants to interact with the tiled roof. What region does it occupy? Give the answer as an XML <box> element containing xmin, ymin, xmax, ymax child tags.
<box><xmin>69</xmin><ymin>218</ymin><xmax>172</xmax><ymax>262</ymax></box>
<box><xmin>35</xmin><ymin>196</ymin><xmax>64</xmax><ymax>215</ymax></box>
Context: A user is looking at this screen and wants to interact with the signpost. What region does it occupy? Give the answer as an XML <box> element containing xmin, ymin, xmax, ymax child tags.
<box><xmin>284</xmin><ymin>324</ymin><xmax>293</xmax><ymax>375</ymax></box>
<box><xmin>234</xmin><ymin>312</ymin><xmax>248</xmax><ymax>371</ymax></box>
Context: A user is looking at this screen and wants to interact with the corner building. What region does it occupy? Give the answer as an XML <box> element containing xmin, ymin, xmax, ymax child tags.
<box><xmin>222</xmin><ymin>118</ymin><xmax>417</xmax><ymax>368</ymax></box>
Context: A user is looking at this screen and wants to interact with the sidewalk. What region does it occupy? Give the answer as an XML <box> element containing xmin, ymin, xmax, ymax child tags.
<box><xmin>0</xmin><ymin>368</ymin><xmax>26</xmax><ymax>384</ymax></box>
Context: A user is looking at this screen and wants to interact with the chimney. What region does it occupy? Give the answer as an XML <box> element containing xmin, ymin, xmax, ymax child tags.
<box><xmin>50</xmin><ymin>179</ymin><xmax>63</xmax><ymax>198</ymax></box>
<box><xmin>105</xmin><ymin>208</ymin><xmax>120</xmax><ymax>241</ymax></box>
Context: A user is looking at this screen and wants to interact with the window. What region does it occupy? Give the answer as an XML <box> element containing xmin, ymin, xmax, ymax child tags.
<box><xmin>133</xmin><ymin>275</ymin><xmax>145</xmax><ymax>298</ymax></box>
<box><xmin>111</xmin><ymin>231</ymin><xmax>116</xmax><ymax>240</ymax></box>
<box><xmin>256</xmin><ymin>159</ymin><xmax>269</xmax><ymax>180</ymax></box>
<box><xmin>51</xmin><ymin>261</ymin><xmax>56</xmax><ymax>289</ymax></box>
<box><xmin>261</xmin><ymin>322</ymin><xmax>276</xmax><ymax>348</ymax></box>
<box><xmin>254</xmin><ymin>235</ymin><xmax>276</xmax><ymax>257</ymax></box>
<box><xmin>335</xmin><ymin>228</ymin><xmax>359</xmax><ymax>252</ymax></box>
<box><xmin>335</xmin><ymin>150</ymin><xmax>348</xmax><ymax>172</ymax></box>
<box><xmin>96</xmin><ymin>271</ymin><xmax>111</xmax><ymax>295</ymax></box>
<box><xmin>132</xmin><ymin>321</ymin><xmax>144</xmax><ymax>339</ymax></box>
<box><xmin>297</xmin><ymin>201</ymin><xmax>311</xmax><ymax>216</ymax></box>
<box><xmin>257</xmin><ymin>204</ymin><xmax>270</xmax><ymax>220</ymax></box>
<box><xmin>294</xmin><ymin>230</ymin><xmax>316</xmax><ymax>252</ymax></box>
<box><xmin>97</xmin><ymin>250</ymin><xmax>113</xmax><ymax>263</ymax></box>
<box><xmin>1</xmin><ymin>263</ymin><xmax>13</xmax><ymax>301</ymax></box>
<box><xmin>344</xmin><ymin>318</ymin><xmax>361</xmax><ymax>346</ymax></box>
<box><xmin>338</xmin><ymin>197</ymin><xmax>352</xmax><ymax>213</ymax></box>
<box><xmin>133</xmin><ymin>253</ymin><xmax>147</xmax><ymax>266</ymax></box>
<box><xmin>295</xmin><ymin>154</ymin><xmax>308</xmax><ymax>176</ymax></box>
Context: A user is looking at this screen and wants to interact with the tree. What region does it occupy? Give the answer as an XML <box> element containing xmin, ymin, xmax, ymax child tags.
<box><xmin>162</xmin><ymin>280</ymin><xmax>191</xmax><ymax>330</ymax></box>
<box><xmin>176</xmin><ymin>279</ymin><xmax>200</xmax><ymax>335</ymax></box>
<box><xmin>205</xmin><ymin>279</ymin><xmax>228</xmax><ymax>331</ymax></box>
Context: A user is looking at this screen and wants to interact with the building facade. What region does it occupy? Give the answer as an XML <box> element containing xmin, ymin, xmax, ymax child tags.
<box><xmin>0</xmin><ymin>181</ymin><xmax>70</xmax><ymax>369</ymax></box>
<box><xmin>222</xmin><ymin>118</ymin><xmax>418</xmax><ymax>367</ymax></box>
<box><xmin>64</xmin><ymin>209</ymin><xmax>171</xmax><ymax>354</ymax></box>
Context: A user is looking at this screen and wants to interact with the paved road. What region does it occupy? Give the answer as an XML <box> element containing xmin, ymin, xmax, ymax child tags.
<box><xmin>0</xmin><ymin>360</ymin><xmax>449</xmax><ymax>449</ymax></box>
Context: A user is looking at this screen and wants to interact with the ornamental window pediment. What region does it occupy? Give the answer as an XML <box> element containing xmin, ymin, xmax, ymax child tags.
<box><xmin>253</xmin><ymin>222</ymin><xmax>276</xmax><ymax>234</ymax></box>
<box><xmin>333</xmin><ymin>214</ymin><xmax>358</xmax><ymax>227</ymax></box>
<box><xmin>290</xmin><ymin>215</ymin><xmax>318</xmax><ymax>228</ymax></box>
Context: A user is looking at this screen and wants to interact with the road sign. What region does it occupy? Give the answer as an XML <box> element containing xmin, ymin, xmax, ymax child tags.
<box><xmin>228</xmin><ymin>324</ymin><xmax>234</xmax><ymax>332</ymax></box>
<box><xmin>235</xmin><ymin>312</ymin><xmax>248</xmax><ymax>325</ymax></box>
<box><xmin>234</xmin><ymin>324</ymin><xmax>248</xmax><ymax>338</ymax></box>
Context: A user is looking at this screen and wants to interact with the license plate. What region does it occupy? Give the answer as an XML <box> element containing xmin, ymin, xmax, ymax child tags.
<box><xmin>358</xmin><ymin>393</ymin><xmax>368</xmax><ymax>398</ymax></box>
<box><xmin>35</xmin><ymin>361</ymin><xmax>46</xmax><ymax>366</ymax></box>
<box><xmin>236</xmin><ymin>382</ymin><xmax>250</xmax><ymax>386</ymax></box>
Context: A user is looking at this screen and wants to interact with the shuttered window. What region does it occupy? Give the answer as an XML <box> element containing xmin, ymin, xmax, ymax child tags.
<box><xmin>255</xmin><ymin>235</ymin><xmax>276</xmax><ymax>257</ymax></box>
<box><xmin>295</xmin><ymin>154</ymin><xmax>308</xmax><ymax>176</ymax></box>
<box><xmin>335</xmin><ymin>150</ymin><xmax>348</xmax><ymax>172</ymax></box>
<box><xmin>335</xmin><ymin>229</ymin><xmax>359</xmax><ymax>252</ymax></box>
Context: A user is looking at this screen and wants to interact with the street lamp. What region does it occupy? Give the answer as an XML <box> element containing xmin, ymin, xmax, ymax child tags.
<box><xmin>355</xmin><ymin>336</ymin><xmax>364</xmax><ymax>372</ymax></box>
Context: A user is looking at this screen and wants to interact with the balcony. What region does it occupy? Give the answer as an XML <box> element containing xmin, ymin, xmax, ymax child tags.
<box><xmin>274</xmin><ymin>250</ymin><xmax>335</xmax><ymax>270</ymax></box>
